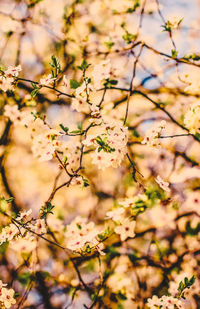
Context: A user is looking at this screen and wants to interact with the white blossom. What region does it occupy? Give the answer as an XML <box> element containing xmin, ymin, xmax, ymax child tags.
<box><xmin>0</xmin><ymin>287</ymin><xmax>16</xmax><ymax>308</ymax></box>
<box><xmin>184</xmin><ymin>101</ymin><xmax>200</xmax><ymax>134</ymax></box>
<box><xmin>155</xmin><ymin>175</ymin><xmax>170</xmax><ymax>192</ymax></box>
<box><xmin>5</xmin><ymin>65</ymin><xmax>21</xmax><ymax>77</ymax></box>
<box><xmin>114</xmin><ymin>218</ymin><xmax>136</xmax><ymax>241</ymax></box>
<box><xmin>83</xmin><ymin>119</ymin><xmax>128</xmax><ymax>169</ymax></box>
<box><xmin>142</xmin><ymin>120</ymin><xmax>166</xmax><ymax>147</ymax></box>
<box><xmin>65</xmin><ymin>216</ymin><xmax>102</xmax><ymax>252</ymax></box>
<box><xmin>106</xmin><ymin>208</ymin><xmax>125</xmax><ymax>221</ymax></box>
<box><xmin>40</xmin><ymin>74</ymin><xmax>55</xmax><ymax>86</ymax></box>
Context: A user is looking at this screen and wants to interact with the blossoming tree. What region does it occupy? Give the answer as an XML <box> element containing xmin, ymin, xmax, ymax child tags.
<box><xmin>0</xmin><ymin>0</ymin><xmax>200</xmax><ymax>308</ymax></box>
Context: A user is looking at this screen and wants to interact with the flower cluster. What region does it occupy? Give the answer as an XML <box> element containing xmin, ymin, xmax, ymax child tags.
<box><xmin>147</xmin><ymin>295</ymin><xmax>184</xmax><ymax>309</ymax></box>
<box><xmin>0</xmin><ymin>281</ymin><xmax>16</xmax><ymax>309</ymax></box>
<box><xmin>141</xmin><ymin>120</ymin><xmax>166</xmax><ymax>147</ymax></box>
<box><xmin>31</xmin><ymin>127</ymin><xmax>61</xmax><ymax>162</ymax></box>
<box><xmin>0</xmin><ymin>223</ymin><xmax>19</xmax><ymax>245</ymax></box>
<box><xmin>65</xmin><ymin>216</ymin><xmax>104</xmax><ymax>254</ymax></box>
<box><xmin>107</xmin><ymin>258</ymin><xmax>136</xmax><ymax>299</ymax></box>
<box><xmin>40</xmin><ymin>74</ymin><xmax>55</xmax><ymax>86</ymax></box>
<box><xmin>4</xmin><ymin>104</ymin><xmax>34</xmax><ymax>126</ymax></box>
<box><xmin>71</xmin><ymin>83</ymin><xmax>94</xmax><ymax>113</ymax></box>
<box><xmin>0</xmin><ymin>209</ymin><xmax>46</xmax><ymax>250</ymax></box>
<box><xmin>114</xmin><ymin>218</ymin><xmax>136</xmax><ymax>241</ymax></box>
<box><xmin>105</xmin><ymin>195</ymin><xmax>146</xmax><ymax>241</ymax></box>
<box><xmin>169</xmin><ymin>273</ymin><xmax>200</xmax><ymax>299</ymax></box>
<box><xmin>83</xmin><ymin>119</ymin><xmax>128</xmax><ymax>169</ymax></box>
<box><xmin>4</xmin><ymin>105</ymin><xmax>62</xmax><ymax>162</ymax></box>
<box><xmin>0</xmin><ymin>1</ymin><xmax>199</xmax><ymax>308</ymax></box>
<box><xmin>165</xmin><ymin>16</ymin><xmax>183</xmax><ymax>30</ymax></box>
<box><xmin>91</xmin><ymin>59</ymin><xmax>116</xmax><ymax>89</ymax></box>
<box><xmin>184</xmin><ymin>101</ymin><xmax>200</xmax><ymax>134</ymax></box>
<box><xmin>0</xmin><ymin>65</ymin><xmax>21</xmax><ymax>92</ymax></box>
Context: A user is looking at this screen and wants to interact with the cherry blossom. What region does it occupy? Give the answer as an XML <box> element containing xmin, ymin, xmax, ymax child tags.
<box><xmin>142</xmin><ymin>120</ymin><xmax>166</xmax><ymax>147</ymax></box>
<box><xmin>155</xmin><ymin>175</ymin><xmax>170</xmax><ymax>192</ymax></box>
<box><xmin>114</xmin><ymin>218</ymin><xmax>136</xmax><ymax>241</ymax></box>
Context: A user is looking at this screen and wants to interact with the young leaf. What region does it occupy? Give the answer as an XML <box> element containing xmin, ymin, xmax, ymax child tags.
<box><xmin>31</xmin><ymin>88</ymin><xmax>39</xmax><ymax>98</ymax></box>
<box><xmin>103</xmin><ymin>79</ymin><xmax>118</xmax><ymax>88</ymax></box>
<box><xmin>40</xmin><ymin>202</ymin><xmax>55</xmax><ymax>219</ymax></box>
<box><xmin>83</xmin><ymin>178</ymin><xmax>89</xmax><ymax>187</ymax></box>
<box><xmin>171</xmin><ymin>49</ymin><xmax>178</xmax><ymax>58</ymax></box>
<box><xmin>77</xmin><ymin>59</ymin><xmax>90</xmax><ymax>71</ymax></box>
<box><xmin>59</xmin><ymin>124</ymin><xmax>69</xmax><ymax>133</ymax></box>
<box><xmin>122</xmin><ymin>31</ymin><xmax>136</xmax><ymax>44</ymax></box>
<box><xmin>104</xmin><ymin>40</ymin><xmax>115</xmax><ymax>50</ymax></box>
<box><xmin>70</xmin><ymin>79</ymin><xmax>81</xmax><ymax>89</ymax></box>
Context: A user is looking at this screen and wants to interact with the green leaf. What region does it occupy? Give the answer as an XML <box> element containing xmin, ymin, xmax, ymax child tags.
<box><xmin>104</xmin><ymin>40</ymin><xmax>115</xmax><ymax>50</ymax></box>
<box><xmin>59</xmin><ymin>124</ymin><xmax>69</xmax><ymax>133</ymax></box>
<box><xmin>77</xmin><ymin>122</ymin><xmax>83</xmax><ymax>130</ymax></box>
<box><xmin>117</xmin><ymin>292</ymin><xmax>127</xmax><ymax>300</ymax></box>
<box><xmin>85</xmin><ymin>244</ymin><xmax>91</xmax><ymax>253</ymax></box>
<box><xmin>195</xmin><ymin>133</ymin><xmax>200</xmax><ymax>141</ymax></box>
<box><xmin>77</xmin><ymin>59</ymin><xmax>90</xmax><ymax>71</ymax></box>
<box><xmin>30</xmin><ymin>82</ymin><xmax>40</xmax><ymax>98</ymax></box>
<box><xmin>106</xmin><ymin>246</ymin><xmax>120</xmax><ymax>260</ymax></box>
<box><xmin>171</xmin><ymin>49</ymin><xmax>178</xmax><ymax>58</ymax></box>
<box><xmin>190</xmin><ymin>54</ymin><xmax>200</xmax><ymax>61</ymax></box>
<box><xmin>91</xmin><ymin>293</ymin><xmax>96</xmax><ymax>301</ymax></box>
<box><xmin>122</xmin><ymin>32</ymin><xmax>136</xmax><ymax>44</ymax></box>
<box><xmin>14</xmin><ymin>292</ymin><xmax>20</xmax><ymax>298</ymax></box>
<box><xmin>131</xmin><ymin>128</ymin><xmax>140</xmax><ymax>138</ymax></box>
<box><xmin>109</xmin><ymin>79</ymin><xmax>118</xmax><ymax>85</ymax></box>
<box><xmin>103</xmin><ymin>79</ymin><xmax>118</xmax><ymax>88</ymax></box>
<box><xmin>40</xmin><ymin>202</ymin><xmax>55</xmax><ymax>219</ymax></box>
<box><xmin>49</xmin><ymin>55</ymin><xmax>61</xmax><ymax>75</ymax></box>
<box><xmin>95</xmin><ymin>136</ymin><xmax>115</xmax><ymax>153</ymax></box>
<box><xmin>6</xmin><ymin>197</ymin><xmax>14</xmax><ymax>203</ymax></box>
<box><xmin>70</xmin><ymin>130</ymin><xmax>82</xmax><ymax>134</ymax></box>
<box><xmin>178</xmin><ymin>281</ymin><xmax>184</xmax><ymax>292</ymax></box>
<box><xmin>83</xmin><ymin>178</ymin><xmax>89</xmax><ymax>187</ymax></box>
<box><xmin>183</xmin><ymin>53</ymin><xmax>200</xmax><ymax>61</ymax></box>
<box><xmin>178</xmin><ymin>275</ymin><xmax>196</xmax><ymax>298</ymax></box>
<box><xmin>145</xmin><ymin>186</ymin><xmax>164</xmax><ymax>205</ymax></box>
<box><xmin>31</xmin><ymin>88</ymin><xmax>39</xmax><ymax>98</ymax></box>
<box><xmin>98</xmin><ymin>226</ymin><xmax>110</xmax><ymax>241</ymax></box>
<box><xmin>162</xmin><ymin>21</ymin><xmax>172</xmax><ymax>32</ymax></box>
<box><xmin>31</xmin><ymin>82</ymin><xmax>38</xmax><ymax>89</ymax></box>
<box><xmin>131</xmin><ymin>199</ymin><xmax>147</xmax><ymax>216</ymax></box>
<box><xmin>31</xmin><ymin>112</ymin><xmax>37</xmax><ymax>121</ymax></box>
<box><xmin>185</xmin><ymin>221</ymin><xmax>200</xmax><ymax>235</ymax></box>
<box><xmin>0</xmin><ymin>197</ymin><xmax>14</xmax><ymax>212</ymax></box>
<box><xmin>51</xmin><ymin>69</ymin><xmax>55</xmax><ymax>78</ymax></box>
<box><xmin>28</xmin><ymin>0</ymin><xmax>43</xmax><ymax>8</ymax></box>
<box><xmin>70</xmin><ymin>79</ymin><xmax>81</xmax><ymax>89</ymax></box>
<box><xmin>126</xmin><ymin>0</ymin><xmax>140</xmax><ymax>12</ymax></box>
<box><xmin>189</xmin><ymin>275</ymin><xmax>196</xmax><ymax>286</ymax></box>
<box><xmin>162</xmin><ymin>18</ymin><xmax>183</xmax><ymax>32</ymax></box>
<box><xmin>40</xmin><ymin>271</ymin><xmax>51</xmax><ymax>279</ymax></box>
<box><xmin>18</xmin><ymin>272</ymin><xmax>33</xmax><ymax>286</ymax></box>
<box><xmin>0</xmin><ymin>241</ymin><xmax>8</xmax><ymax>254</ymax></box>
